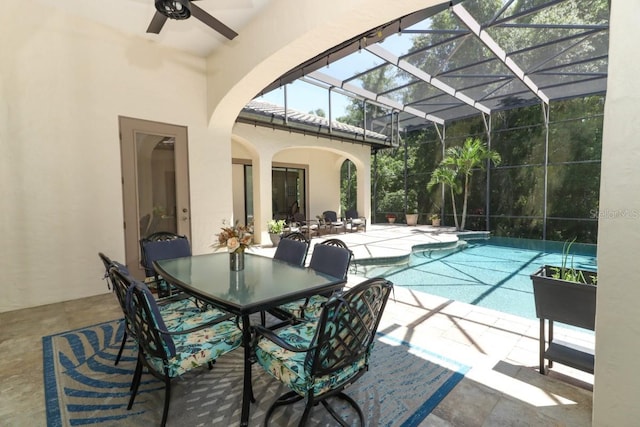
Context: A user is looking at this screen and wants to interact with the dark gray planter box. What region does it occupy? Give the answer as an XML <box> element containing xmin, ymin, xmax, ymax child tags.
<box><xmin>530</xmin><ymin>266</ymin><xmax>597</xmax><ymax>375</ymax></box>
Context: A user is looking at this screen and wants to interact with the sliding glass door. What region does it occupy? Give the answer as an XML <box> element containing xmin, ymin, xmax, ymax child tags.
<box><xmin>272</xmin><ymin>166</ymin><xmax>306</xmax><ymax>221</ymax></box>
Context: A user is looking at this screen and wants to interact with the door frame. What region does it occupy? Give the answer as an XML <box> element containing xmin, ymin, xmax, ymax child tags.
<box><xmin>119</xmin><ymin>116</ymin><xmax>191</xmax><ymax>278</ymax></box>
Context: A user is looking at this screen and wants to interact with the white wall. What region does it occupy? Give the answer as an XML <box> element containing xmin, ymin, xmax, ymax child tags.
<box><xmin>231</xmin><ymin>123</ymin><xmax>371</xmax><ymax>243</ymax></box>
<box><xmin>592</xmin><ymin>0</ymin><xmax>640</xmax><ymax>424</ymax></box>
<box><xmin>0</xmin><ymin>1</ymin><xmax>223</xmax><ymax>312</ymax></box>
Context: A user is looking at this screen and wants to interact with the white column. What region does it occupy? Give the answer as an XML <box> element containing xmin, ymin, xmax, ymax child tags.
<box><xmin>593</xmin><ymin>0</ymin><xmax>640</xmax><ymax>424</ymax></box>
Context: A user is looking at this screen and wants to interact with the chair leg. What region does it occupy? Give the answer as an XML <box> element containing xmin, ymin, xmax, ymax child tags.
<box><xmin>127</xmin><ymin>355</ymin><xmax>143</xmax><ymax>409</ymax></box>
<box><xmin>115</xmin><ymin>330</ymin><xmax>128</xmax><ymax>365</ymax></box>
<box><xmin>322</xmin><ymin>393</ymin><xmax>364</xmax><ymax>427</ymax></box>
<box><xmin>299</xmin><ymin>399</ymin><xmax>314</xmax><ymax>427</ymax></box>
<box><xmin>263</xmin><ymin>391</ymin><xmax>303</xmax><ymax>427</ymax></box>
<box><xmin>160</xmin><ymin>378</ymin><xmax>171</xmax><ymax>427</ymax></box>
<box><xmin>130</xmin><ymin>357</ymin><xmax>142</xmax><ymax>391</ymax></box>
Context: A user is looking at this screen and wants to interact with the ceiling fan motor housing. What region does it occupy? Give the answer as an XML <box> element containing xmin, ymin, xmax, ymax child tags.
<box><xmin>155</xmin><ymin>0</ymin><xmax>191</xmax><ymax>20</ymax></box>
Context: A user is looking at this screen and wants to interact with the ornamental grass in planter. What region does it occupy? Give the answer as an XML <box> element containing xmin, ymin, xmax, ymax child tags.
<box><xmin>530</xmin><ymin>239</ymin><xmax>597</xmax><ymax>375</ymax></box>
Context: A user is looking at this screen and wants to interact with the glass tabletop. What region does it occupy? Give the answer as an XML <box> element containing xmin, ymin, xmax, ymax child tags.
<box><xmin>154</xmin><ymin>253</ymin><xmax>345</xmax><ymax>314</ymax></box>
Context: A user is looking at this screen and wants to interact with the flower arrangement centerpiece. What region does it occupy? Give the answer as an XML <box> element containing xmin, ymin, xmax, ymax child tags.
<box><xmin>216</xmin><ymin>220</ymin><xmax>253</xmax><ymax>253</ymax></box>
<box><xmin>216</xmin><ymin>220</ymin><xmax>253</xmax><ymax>271</ymax></box>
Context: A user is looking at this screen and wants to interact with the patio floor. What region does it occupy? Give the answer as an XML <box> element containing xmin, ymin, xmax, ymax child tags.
<box><xmin>0</xmin><ymin>224</ymin><xmax>594</xmax><ymax>425</ymax></box>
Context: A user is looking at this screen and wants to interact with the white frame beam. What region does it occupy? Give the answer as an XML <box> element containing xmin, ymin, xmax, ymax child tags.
<box><xmin>452</xmin><ymin>3</ymin><xmax>550</xmax><ymax>105</ymax></box>
<box><xmin>365</xmin><ymin>44</ymin><xmax>492</xmax><ymax>115</ymax></box>
<box><xmin>307</xmin><ymin>70</ymin><xmax>445</xmax><ymax>125</ymax></box>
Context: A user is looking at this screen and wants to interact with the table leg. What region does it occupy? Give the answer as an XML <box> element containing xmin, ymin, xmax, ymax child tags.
<box><xmin>240</xmin><ymin>314</ymin><xmax>253</xmax><ymax>426</ymax></box>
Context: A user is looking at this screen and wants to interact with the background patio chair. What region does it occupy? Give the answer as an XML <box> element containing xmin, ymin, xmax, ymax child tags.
<box><xmin>344</xmin><ymin>209</ymin><xmax>367</xmax><ymax>232</ymax></box>
<box><xmin>253</xmin><ymin>277</ymin><xmax>393</xmax><ymax>426</ymax></box>
<box><xmin>125</xmin><ymin>279</ymin><xmax>243</xmax><ymax>427</ymax></box>
<box><xmin>322</xmin><ymin>210</ymin><xmax>345</xmax><ymax>234</ymax></box>
<box><xmin>293</xmin><ymin>212</ymin><xmax>320</xmax><ymax>239</ymax></box>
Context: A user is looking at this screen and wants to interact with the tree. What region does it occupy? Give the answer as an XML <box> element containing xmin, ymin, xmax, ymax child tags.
<box><xmin>428</xmin><ymin>166</ymin><xmax>460</xmax><ymax>230</ymax></box>
<box><xmin>431</xmin><ymin>138</ymin><xmax>501</xmax><ymax>231</ymax></box>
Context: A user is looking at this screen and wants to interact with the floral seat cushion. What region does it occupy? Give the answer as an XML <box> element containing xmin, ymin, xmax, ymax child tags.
<box><xmin>255</xmin><ymin>321</ymin><xmax>365</xmax><ymax>397</ymax></box>
<box><xmin>128</xmin><ymin>282</ymin><xmax>243</xmax><ymax>378</ymax></box>
<box><xmin>276</xmin><ymin>295</ymin><xmax>328</xmax><ymax>320</ymax></box>
<box><xmin>148</xmin><ymin>319</ymin><xmax>243</xmax><ymax>378</ymax></box>
<box><xmin>159</xmin><ymin>298</ymin><xmax>233</xmax><ymax>332</ymax></box>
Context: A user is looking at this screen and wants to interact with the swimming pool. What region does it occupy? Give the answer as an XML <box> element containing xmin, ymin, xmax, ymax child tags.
<box><xmin>357</xmin><ymin>237</ymin><xmax>598</xmax><ymax>320</ymax></box>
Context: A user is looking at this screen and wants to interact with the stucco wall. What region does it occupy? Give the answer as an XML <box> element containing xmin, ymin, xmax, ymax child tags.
<box><xmin>592</xmin><ymin>0</ymin><xmax>640</xmax><ymax>424</ymax></box>
<box><xmin>231</xmin><ymin>123</ymin><xmax>372</xmax><ymax>243</ymax></box>
<box><xmin>0</xmin><ymin>2</ymin><xmax>224</xmax><ymax>312</ymax></box>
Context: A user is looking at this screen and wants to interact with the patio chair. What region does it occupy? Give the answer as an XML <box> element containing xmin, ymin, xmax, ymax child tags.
<box><xmin>274</xmin><ymin>233</ymin><xmax>310</xmax><ymax>266</ymax></box>
<box><xmin>125</xmin><ymin>278</ymin><xmax>243</xmax><ymax>427</ymax></box>
<box><xmin>262</xmin><ymin>234</ymin><xmax>312</xmax><ymax>327</ymax></box>
<box><xmin>322</xmin><ymin>210</ymin><xmax>345</xmax><ymax>234</ymax></box>
<box><xmin>344</xmin><ymin>209</ymin><xmax>367</xmax><ymax>232</ymax></box>
<box><xmin>293</xmin><ymin>212</ymin><xmax>320</xmax><ymax>240</ymax></box>
<box><xmin>140</xmin><ymin>232</ymin><xmax>191</xmax><ymax>297</ymax></box>
<box><xmin>100</xmin><ymin>253</ymin><xmax>232</xmax><ymax>366</ymax></box>
<box><xmin>254</xmin><ymin>277</ymin><xmax>393</xmax><ymax>426</ymax></box>
<box><xmin>271</xmin><ymin>239</ymin><xmax>352</xmax><ymax>323</ymax></box>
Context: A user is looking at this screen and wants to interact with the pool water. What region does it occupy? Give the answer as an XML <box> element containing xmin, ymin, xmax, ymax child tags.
<box><xmin>358</xmin><ymin>237</ymin><xmax>598</xmax><ymax>320</ymax></box>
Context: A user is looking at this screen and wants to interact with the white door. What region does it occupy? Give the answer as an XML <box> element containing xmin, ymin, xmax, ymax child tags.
<box><xmin>119</xmin><ymin>116</ymin><xmax>191</xmax><ymax>278</ymax></box>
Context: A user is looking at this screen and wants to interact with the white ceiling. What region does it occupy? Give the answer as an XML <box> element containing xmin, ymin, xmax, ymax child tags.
<box><xmin>37</xmin><ymin>0</ymin><xmax>271</xmax><ymax>57</ymax></box>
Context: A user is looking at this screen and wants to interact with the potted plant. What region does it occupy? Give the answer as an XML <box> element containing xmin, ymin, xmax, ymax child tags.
<box><xmin>405</xmin><ymin>191</ymin><xmax>419</xmax><ymax>226</ymax></box>
<box><xmin>267</xmin><ymin>219</ymin><xmax>286</xmax><ymax>246</ymax></box>
<box><xmin>385</xmin><ymin>213</ymin><xmax>396</xmax><ymax>224</ymax></box>
<box><xmin>430</xmin><ymin>213</ymin><xmax>440</xmax><ymax>227</ymax></box>
<box><xmin>530</xmin><ymin>238</ymin><xmax>597</xmax><ymax>375</ymax></box>
<box><xmin>405</xmin><ymin>210</ymin><xmax>419</xmax><ymax>226</ymax></box>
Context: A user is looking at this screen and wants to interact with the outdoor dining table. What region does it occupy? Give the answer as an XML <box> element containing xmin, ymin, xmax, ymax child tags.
<box><xmin>153</xmin><ymin>252</ymin><xmax>346</xmax><ymax>426</ymax></box>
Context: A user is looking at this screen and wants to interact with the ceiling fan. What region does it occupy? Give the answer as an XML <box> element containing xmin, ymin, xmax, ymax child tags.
<box><xmin>147</xmin><ymin>0</ymin><xmax>238</xmax><ymax>40</ymax></box>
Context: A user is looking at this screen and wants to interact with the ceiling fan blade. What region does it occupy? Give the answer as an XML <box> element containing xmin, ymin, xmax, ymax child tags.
<box><xmin>147</xmin><ymin>11</ymin><xmax>168</xmax><ymax>34</ymax></box>
<box><xmin>190</xmin><ymin>3</ymin><xmax>238</xmax><ymax>40</ymax></box>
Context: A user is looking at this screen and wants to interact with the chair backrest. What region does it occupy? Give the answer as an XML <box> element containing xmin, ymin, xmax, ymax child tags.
<box><xmin>319</xmin><ymin>238</ymin><xmax>349</xmax><ymax>249</ymax></box>
<box><xmin>308</xmin><ymin>242</ymin><xmax>351</xmax><ymax>279</ymax></box>
<box><xmin>273</xmin><ymin>237</ymin><xmax>309</xmax><ymax>266</ymax></box>
<box><xmin>345</xmin><ymin>209</ymin><xmax>358</xmax><ymax>220</ymax></box>
<box><xmin>108</xmin><ymin>262</ymin><xmax>137</xmax><ymax>318</ymax></box>
<box><xmin>99</xmin><ymin>252</ymin><xmax>132</xmax><ymax>295</ymax></box>
<box><xmin>140</xmin><ymin>233</ymin><xmax>191</xmax><ymax>278</ymax></box>
<box><xmin>293</xmin><ymin>212</ymin><xmax>307</xmax><ymax>225</ymax></box>
<box><xmin>98</xmin><ymin>252</ymin><xmax>114</xmax><ymax>289</ymax></box>
<box><xmin>125</xmin><ymin>279</ymin><xmax>176</xmax><ymax>361</ymax></box>
<box><xmin>323</xmin><ymin>210</ymin><xmax>338</xmax><ymax>223</ymax></box>
<box><xmin>282</xmin><ymin>231</ymin><xmax>309</xmax><ymax>243</ymax></box>
<box><xmin>306</xmin><ymin>278</ymin><xmax>393</xmax><ymax>378</ymax></box>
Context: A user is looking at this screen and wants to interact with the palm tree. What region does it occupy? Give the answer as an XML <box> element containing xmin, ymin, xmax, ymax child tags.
<box><xmin>428</xmin><ymin>165</ymin><xmax>460</xmax><ymax>230</ymax></box>
<box><xmin>429</xmin><ymin>138</ymin><xmax>502</xmax><ymax>230</ymax></box>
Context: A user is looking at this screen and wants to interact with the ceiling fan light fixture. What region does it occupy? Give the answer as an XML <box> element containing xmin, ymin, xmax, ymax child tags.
<box><xmin>155</xmin><ymin>0</ymin><xmax>191</xmax><ymax>20</ymax></box>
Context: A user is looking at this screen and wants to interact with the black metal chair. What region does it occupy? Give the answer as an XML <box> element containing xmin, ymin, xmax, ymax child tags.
<box><xmin>322</xmin><ymin>210</ymin><xmax>345</xmax><ymax>234</ymax></box>
<box><xmin>275</xmin><ymin>232</ymin><xmax>310</xmax><ymax>265</ymax></box>
<box><xmin>263</xmin><ymin>234</ymin><xmax>311</xmax><ymax>326</ymax></box>
<box><xmin>293</xmin><ymin>212</ymin><xmax>320</xmax><ymax>240</ymax></box>
<box><xmin>99</xmin><ymin>252</ymin><xmax>231</xmax><ymax>366</ymax></box>
<box><xmin>271</xmin><ymin>239</ymin><xmax>352</xmax><ymax>323</ymax></box>
<box><xmin>254</xmin><ymin>277</ymin><xmax>393</xmax><ymax>426</ymax></box>
<box><xmin>344</xmin><ymin>209</ymin><xmax>367</xmax><ymax>232</ymax></box>
<box><xmin>140</xmin><ymin>232</ymin><xmax>191</xmax><ymax>297</ymax></box>
<box><xmin>123</xmin><ymin>275</ymin><xmax>243</xmax><ymax>427</ymax></box>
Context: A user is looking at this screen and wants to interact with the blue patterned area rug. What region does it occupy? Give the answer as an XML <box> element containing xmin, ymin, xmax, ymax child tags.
<box><xmin>43</xmin><ymin>319</ymin><xmax>468</xmax><ymax>426</ymax></box>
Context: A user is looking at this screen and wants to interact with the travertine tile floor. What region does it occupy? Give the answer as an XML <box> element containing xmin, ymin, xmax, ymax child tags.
<box><xmin>0</xmin><ymin>225</ymin><xmax>594</xmax><ymax>425</ymax></box>
<box><xmin>0</xmin><ymin>283</ymin><xmax>593</xmax><ymax>426</ymax></box>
